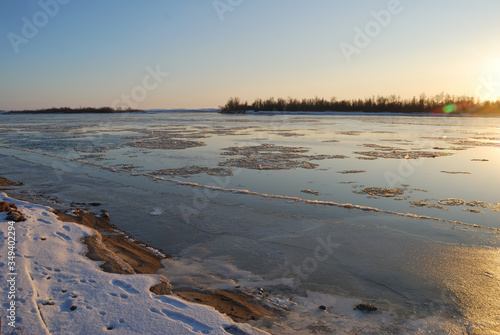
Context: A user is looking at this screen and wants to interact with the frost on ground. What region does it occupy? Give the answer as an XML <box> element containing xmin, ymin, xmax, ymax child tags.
<box><xmin>0</xmin><ymin>193</ymin><xmax>269</xmax><ymax>335</ymax></box>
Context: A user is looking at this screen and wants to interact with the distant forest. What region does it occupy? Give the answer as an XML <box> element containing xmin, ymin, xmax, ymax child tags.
<box><xmin>220</xmin><ymin>94</ymin><xmax>500</xmax><ymax>114</ymax></box>
<box><xmin>8</xmin><ymin>107</ymin><xmax>143</xmax><ymax>114</ymax></box>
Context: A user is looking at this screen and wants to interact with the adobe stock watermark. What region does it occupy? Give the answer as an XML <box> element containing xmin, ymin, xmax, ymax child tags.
<box><xmin>49</xmin><ymin>64</ymin><xmax>167</xmax><ymax>181</ymax></box>
<box><xmin>111</xmin><ymin>65</ymin><xmax>169</xmax><ymax>109</ymax></box>
<box><xmin>340</xmin><ymin>0</ymin><xmax>404</xmax><ymax>64</ymax></box>
<box><xmin>213</xmin><ymin>0</ymin><xmax>243</xmax><ymax>21</ymax></box>
<box><xmin>475</xmin><ymin>74</ymin><xmax>500</xmax><ymax>102</ymax></box>
<box><xmin>383</xmin><ymin>118</ymin><xmax>464</xmax><ymax>187</ymax></box>
<box><xmin>281</xmin><ymin>235</ymin><xmax>340</xmax><ymax>283</ymax></box>
<box><xmin>7</xmin><ymin>0</ymin><xmax>70</xmax><ymax>54</ymax></box>
<box><xmin>176</xmin><ymin>114</ymin><xmax>294</xmax><ymax>223</ymax></box>
<box><xmin>384</xmin><ymin>154</ymin><xmax>425</xmax><ymax>187</ymax></box>
<box><xmin>383</xmin><ymin>133</ymin><xmax>442</xmax><ymax>188</ymax></box>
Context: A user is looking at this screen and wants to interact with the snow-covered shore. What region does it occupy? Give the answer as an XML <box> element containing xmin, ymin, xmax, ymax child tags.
<box><xmin>0</xmin><ymin>192</ymin><xmax>269</xmax><ymax>335</ymax></box>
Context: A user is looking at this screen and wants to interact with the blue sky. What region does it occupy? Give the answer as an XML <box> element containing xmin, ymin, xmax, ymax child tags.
<box><xmin>1</xmin><ymin>0</ymin><xmax>499</xmax><ymax>110</ymax></box>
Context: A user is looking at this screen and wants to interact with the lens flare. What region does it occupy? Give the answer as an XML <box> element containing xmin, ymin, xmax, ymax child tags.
<box><xmin>443</xmin><ymin>104</ymin><xmax>457</xmax><ymax>113</ymax></box>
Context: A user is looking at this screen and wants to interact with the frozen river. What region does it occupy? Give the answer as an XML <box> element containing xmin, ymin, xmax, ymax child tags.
<box><xmin>1</xmin><ymin>112</ymin><xmax>499</xmax><ymax>333</ymax></box>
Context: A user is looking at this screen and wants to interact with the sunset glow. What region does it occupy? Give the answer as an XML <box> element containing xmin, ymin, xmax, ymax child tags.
<box><xmin>1</xmin><ymin>0</ymin><xmax>500</xmax><ymax>110</ymax></box>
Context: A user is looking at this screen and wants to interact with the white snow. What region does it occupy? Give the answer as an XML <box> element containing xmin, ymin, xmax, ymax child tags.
<box><xmin>0</xmin><ymin>192</ymin><xmax>269</xmax><ymax>335</ymax></box>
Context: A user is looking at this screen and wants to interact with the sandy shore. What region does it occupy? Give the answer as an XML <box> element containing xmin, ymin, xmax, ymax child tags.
<box><xmin>0</xmin><ymin>175</ymin><xmax>277</xmax><ymax>324</ymax></box>
<box><xmin>0</xmin><ymin>176</ymin><xmax>21</xmax><ymax>187</ymax></box>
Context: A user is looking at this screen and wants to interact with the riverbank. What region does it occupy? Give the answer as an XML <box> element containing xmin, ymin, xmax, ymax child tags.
<box><xmin>0</xmin><ymin>176</ymin><xmax>274</xmax><ymax>334</ymax></box>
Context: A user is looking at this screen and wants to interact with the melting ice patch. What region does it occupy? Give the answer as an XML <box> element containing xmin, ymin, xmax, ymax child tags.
<box><xmin>251</xmin><ymin>290</ymin><xmax>466</xmax><ymax>335</ymax></box>
<box><xmin>159</xmin><ymin>255</ymin><xmax>294</xmax><ymax>292</ymax></box>
<box><xmin>150</xmin><ymin>207</ymin><xmax>164</xmax><ymax>216</ymax></box>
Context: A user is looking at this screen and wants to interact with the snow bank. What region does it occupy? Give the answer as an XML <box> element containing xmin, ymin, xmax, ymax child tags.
<box><xmin>0</xmin><ymin>193</ymin><xmax>269</xmax><ymax>335</ymax></box>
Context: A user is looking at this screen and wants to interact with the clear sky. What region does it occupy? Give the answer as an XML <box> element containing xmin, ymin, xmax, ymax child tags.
<box><xmin>1</xmin><ymin>0</ymin><xmax>499</xmax><ymax>110</ymax></box>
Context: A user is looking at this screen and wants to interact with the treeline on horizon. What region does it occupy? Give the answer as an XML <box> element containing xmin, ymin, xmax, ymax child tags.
<box><xmin>220</xmin><ymin>94</ymin><xmax>500</xmax><ymax>114</ymax></box>
<box><xmin>7</xmin><ymin>107</ymin><xmax>144</xmax><ymax>114</ymax></box>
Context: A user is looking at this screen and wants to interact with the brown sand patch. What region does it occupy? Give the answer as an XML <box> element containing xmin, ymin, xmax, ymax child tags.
<box><xmin>176</xmin><ymin>290</ymin><xmax>277</xmax><ymax>322</ymax></box>
<box><xmin>0</xmin><ymin>201</ymin><xmax>26</xmax><ymax>221</ymax></box>
<box><xmin>471</xmin><ymin>159</ymin><xmax>489</xmax><ymax>162</ymax></box>
<box><xmin>0</xmin><ymin>201</ymin><xmax>9</xmax><ymax>212</ymax></box>
<box><xmin>149</xmin><ymin>278</ymin><xmax>174</xmax><ymax>296</ymax></box>
<box><xmin>0</xmin><ymin>179</ymin><xmax>25</xmax><ymax>221</ymax></box>
<box><xmin>0</xmin><ymin>176</ymin><xmax>21</xmax><ymax>189</ymax></box>
<box><xmin>55</xmin><ymin>209</ymin><xmax>168</xmax><ymax>275</ymax></box>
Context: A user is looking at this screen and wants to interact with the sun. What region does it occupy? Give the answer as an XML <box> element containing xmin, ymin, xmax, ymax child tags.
<box><xmin>491</xmin><ymin>59</ymin><xmax>500</xmax><ymax>85</ymax></box>
<box><xmin>494</xmin><ymin>58</ymin><xmax>500</xmax><ymax>74</ymax></box>
<box><xmin>476</xmin><ymin>59</ymin><xmax>500</xmax><ymax>101</ymax></box>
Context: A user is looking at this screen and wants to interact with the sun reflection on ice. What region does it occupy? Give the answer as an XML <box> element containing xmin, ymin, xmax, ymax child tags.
<box><xmin>414</xmin><ymin>245</ymin><xmax>500</xmax><ymax>333</ymax></box>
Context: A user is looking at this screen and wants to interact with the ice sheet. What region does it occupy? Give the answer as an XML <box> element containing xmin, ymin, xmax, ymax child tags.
<box><xmin>1</xmin><ymin>113</ymin><xmax>500</xmax><ymax>333</ymax></box>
